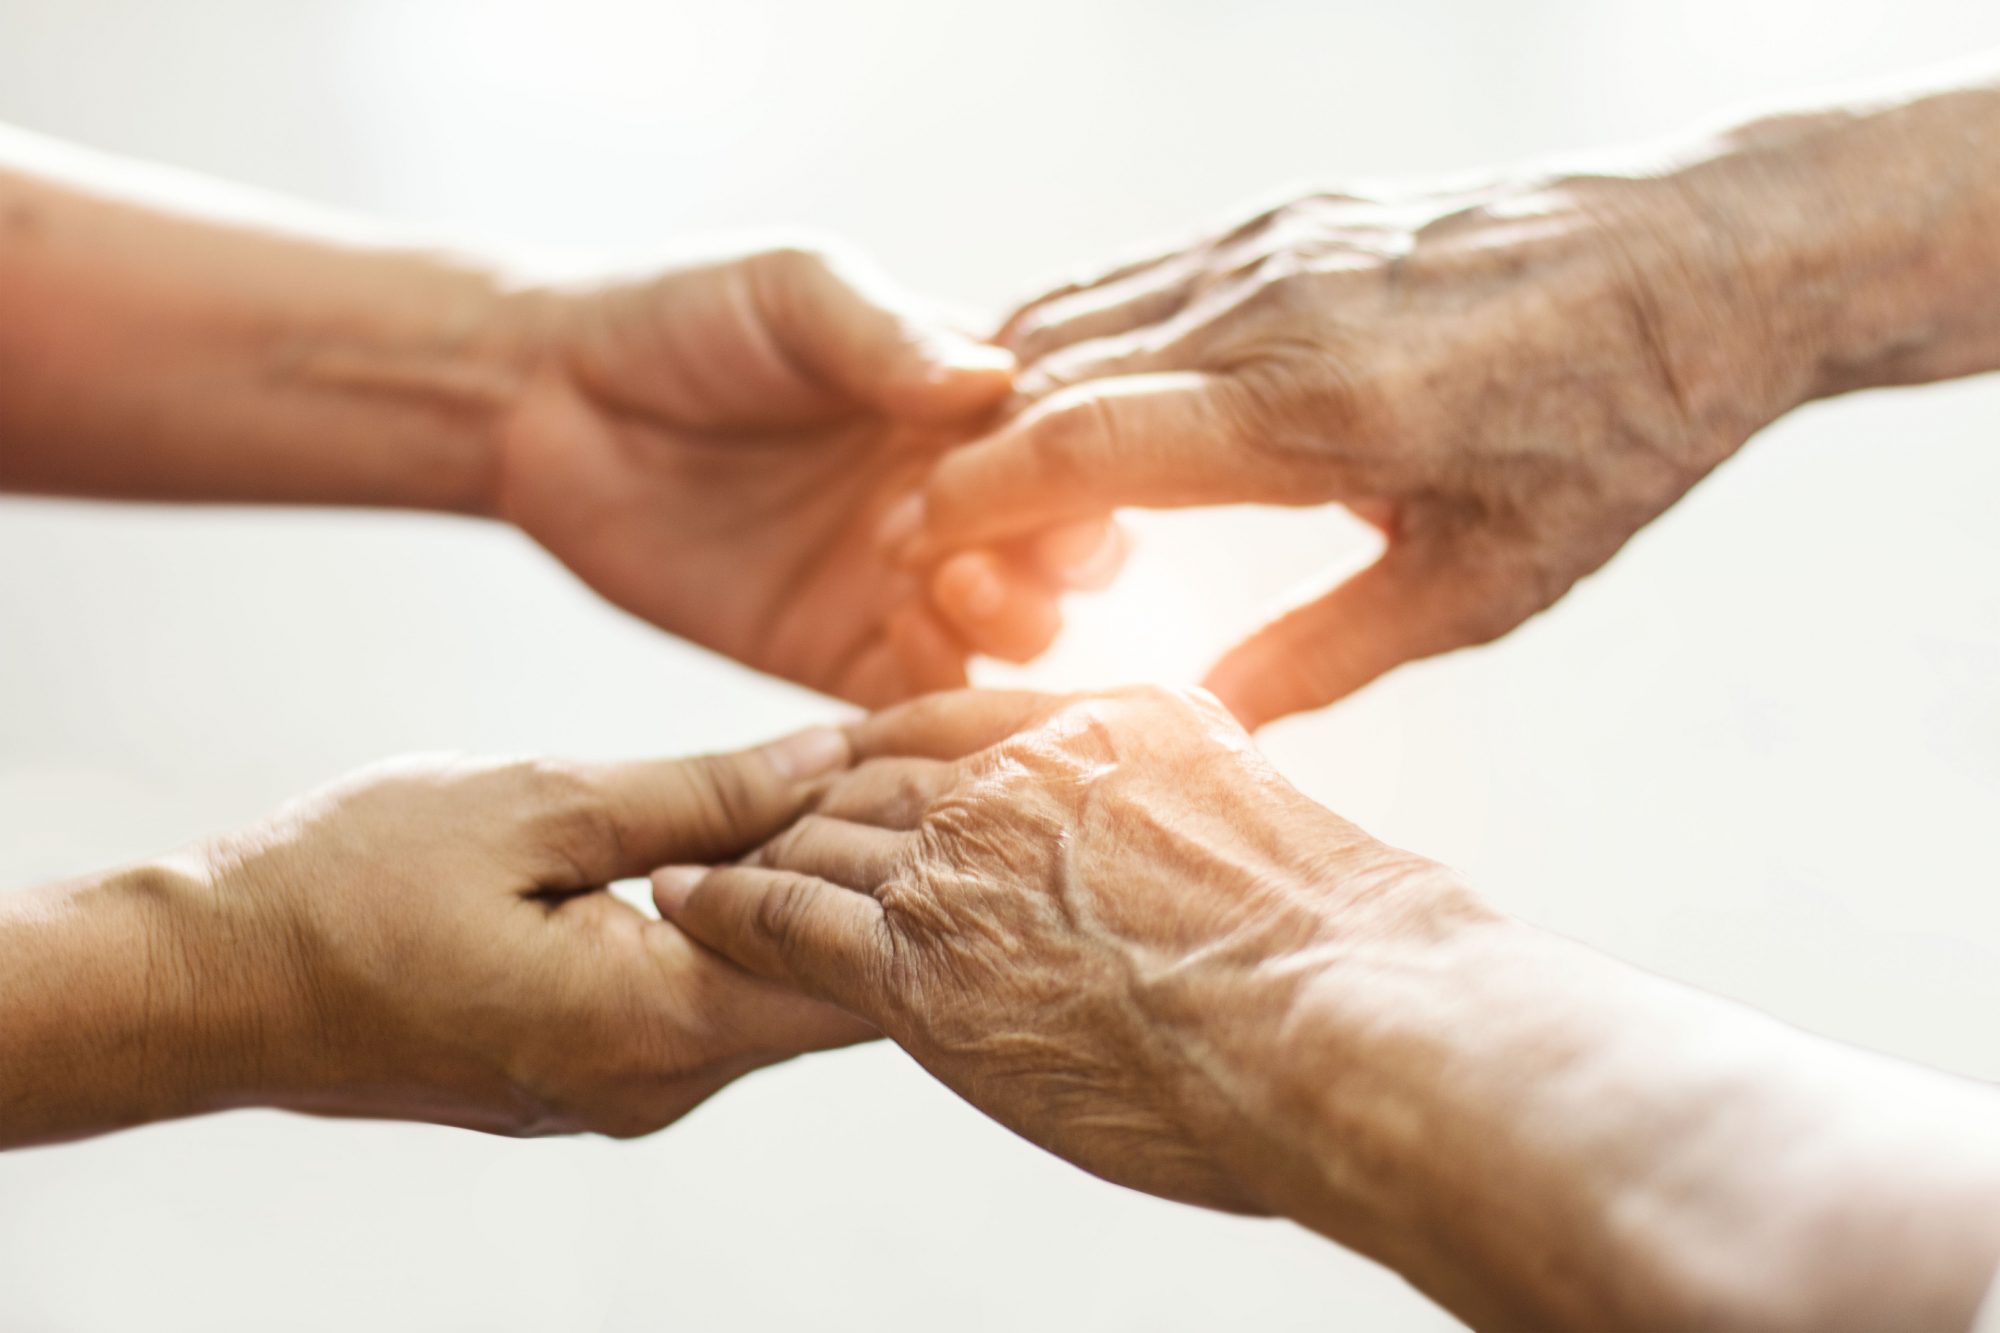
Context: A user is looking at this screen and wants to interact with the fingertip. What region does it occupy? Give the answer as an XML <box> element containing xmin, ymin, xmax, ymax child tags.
<box><xmin>650</xmin><ymin>865</ymin><xmax>707</xmax><ymax>920</ymax></box>
<box><xmin>931</xmin><ymin>551</ymin><xmax>1063</xmax><ymax>664</ymax></box>
<box><xmin>1029</xmin><ymin>518</ymin><xmax>1128</xmax><ymax>591</ymax></box>
<box><xmin>756</xmin><ymin>726</ymin><xmax>853</xmax><ymax>783</ymax></box>
<box><xmin>926</xmin><ymin>336</ymin><xmax>1016</xmax><ymax>381</ymax></box>
<box><xmin>933</xmin><ymin>550</ymin><xmax>1008</xmax><ymax>623</ymax></box>
<box><xmin>888</xmin><ymin>337</ymin><xmax>1015</xmax><ymax>422</ymax></box>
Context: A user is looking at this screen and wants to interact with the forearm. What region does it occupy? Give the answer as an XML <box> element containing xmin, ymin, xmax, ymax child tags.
<box><xmin>1662</xmin><ymin>60</ymin><xmax>2000</xmax><ymax>402</ymax></box>
<box><xmin>1229</xmin><ymin>911</ymin><xmax>2000</xmax><ymax>1331</ymax></box>
<box><xmin>0</xmin><ymin>861</ymin><xmax>255</xmax><ymax>1148</ymax></box>
<box><xmin>0</xmin><ymin>125</ymin><xmax>526</xmax><ymax>513</ymax></box>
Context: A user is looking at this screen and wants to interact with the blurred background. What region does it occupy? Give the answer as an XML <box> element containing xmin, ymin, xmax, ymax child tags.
<box><xmin>3</xmin><ymin>1</ymin><xmax>1999</xmax><ymax>1328</ymax></box>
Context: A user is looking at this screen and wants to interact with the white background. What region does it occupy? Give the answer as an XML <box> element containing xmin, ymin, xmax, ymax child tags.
<box><xmin>2</xmin><ymin>1</ymin><xmax>1998</xmax><ymax>1329</ymax></box>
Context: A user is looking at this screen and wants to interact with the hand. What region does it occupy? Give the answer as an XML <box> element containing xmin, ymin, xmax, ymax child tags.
<box><xmin>653</xmin><ymin>686</ymin><xmax>1475</xmax><ymax>1210</ymax></box>
<box><xmin>165</xmin><ymin>728</ymin><xmax>871</xmax><ymax>1137</ymax></box>
<box><xmin>651</xmin><ymin>691</ymin><xmax>2000</xmax><ymax>1332</ymax></box>
<box><xmin>495</xmin><ymin>243</ymin><xmax>1120</xmax><ymax>705</ymax></box>
<box><xmin>899</xmin><ymin>174</ymin><xmax>1819</xmax><ymax>724</ymax></box>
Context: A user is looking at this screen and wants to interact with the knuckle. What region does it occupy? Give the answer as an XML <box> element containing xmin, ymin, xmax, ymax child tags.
<box><xmin>682</xmin><ymin>753</ymin><xmax>772</xmax><ymax>839</ymax></box>
<box><xmin>1097</xmin><ymin>681</ymin><xmax>1199</xmax><ymax>724</ymax></box>
<box><xmin>521</xmin><ymin>761</ymin><xmax>621</xmax><ymax>876</ymax></box>
<box><xmin>760</xmin><ymin>237</ymin><xmax>838</xmax><ymax>278</ymax></box>
<box><xmin>1234</xmin><ymin>268</ymin><xmax>1315</xmax><ymax>324</ymax></box>
<box><xmin>754</xmin><ymin>874</ymin><xmax>815</xmax><ymax>951</ymax></box>
<box><xmin>754</xmin><ymin>814</ymin><xmax>816</xmax><ymax>869</ymax></box>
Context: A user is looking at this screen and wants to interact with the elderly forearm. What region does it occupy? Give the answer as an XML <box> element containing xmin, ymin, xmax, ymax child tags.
<box><xmin>1657</xmin><ymin>61</ymin><xmax>2000</xmax><ymax>401</ymax></box>
<box><xmin>0</xmin><ymin>862</ymin><xmax>258</xmax><ymax>1148</ymax></box>
<box><xmin>0</xmin><ymin>125</ymin><xmax>524</xmax><ymax>513</ymax></box>
<box><xmin>1225</xmin><ymin>914</ymin><xmax>2000</xmax><ymax>1331</ymax></box>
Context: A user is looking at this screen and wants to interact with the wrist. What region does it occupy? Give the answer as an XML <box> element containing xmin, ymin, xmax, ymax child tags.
<box><xmin>0</xmin><ymin>860</ymin><xmax>270</xmax><ymax>1145</ymax></box>
<box><xmin>1224</xmin><ymin>876</ymin><xmax>2000</xmax><ymax>1331</ymax></box>
<box><xmin>114</xmin><ymin>855</ymin><xmax>286</xmax><ymax>1117</ymax></box>
<box><xmin>1658</xmin><ymin>80</ymin><xmax>2000</xmax><ymax>402</ymax></box>
<box><xmin>1162</xmin><ymin>841</ymin><xmax>1510</xmax><ymax>1232</ymax></box>
<box><xmin>262</xmin><ymin>248</ymin><xmax>538</xmax><ymax>519</ymax></box>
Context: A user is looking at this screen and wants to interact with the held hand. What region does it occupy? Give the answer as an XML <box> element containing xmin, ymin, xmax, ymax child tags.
<box><xmin>654</xmin><ymin>687</ymin><xmax>1482</xmax><ymax>1210</ymax></box>
<box><xmin>494</xmin><ymin>244</ymin><xmax>1119</xmax><ymax>705</ymax></box>
<box><xmin>167</xmin><ymin>729</ymin><xmax>872</xmax><ymax>1137</ymax></box>
<box><xmin>901</xmin><ymin>177</ymin><xmax>1817</xmax><ymax>724</ymax></box>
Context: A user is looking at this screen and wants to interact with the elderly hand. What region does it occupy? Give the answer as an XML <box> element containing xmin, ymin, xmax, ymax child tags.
<box><xmin>653</xmin><ymin>686</ymin><xmax>1472</xmax><ymax>1210</ymax></box>
<box><xmin>654</xmin><ymin>688</ymin><xmax>2000</xmax><ymax>1331</ymax></box>
<box><xmin>893</xmin><ymin>172</ymin><xmax>1817</xmax><ymax>724</ymax></box>
<box><xmin>496</xmin><ymin>244</ymin><xmax>1119</xmax><ymax>704</ymax></box>
<box><xmin>0</xmin><ymin>727</ymin><xmax>876</xmax><ymax>1148</ymax></box>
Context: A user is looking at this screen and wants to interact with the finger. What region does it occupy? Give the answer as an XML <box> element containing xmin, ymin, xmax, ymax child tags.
<box><xmin>928</xmin><ymin>550</ymin><xmax>1063</xmax><ymax>664</ymax></box>
<box><xmin>878</xmin><ymin>510</ymin><xmax>1128</xmax><ymax>594</ymax></box>
<box><xmin>904</xmin><ymin>373</ymin><xmax>1262</xmax><ymax>560</ymax></box>
<box><xmin>638</xmin><ymin>922</ymin><xmax>878</xmax><ymax>1056</ymax></box>
<box><xmin>885</xmin><ymin>602</ymin><xmax>971</xmax><ymax>696</ymax></box>
<box><xmin>652</xmin><ymin>865</ymin><xmax>885</xmax><ymax>1014</ymax></box>
<box><xmin>759</xmin><ymin>245</ymin><xmax>1014</xmax><ymax>424</ymax></box>
<box><xmin>1019</xmin><ymin>518</ymin><xmax>1128</xmax><ymax>592</ymax></box>
<box><xmin>994</xmin><ymin>237</ymin><xmax>1196</xmax><ymax>346</ymax></box>
<box><xmin>749</xmin><ymin>813</ymin><xmax>910</xmax><ymax>891</ymax></box>
<box><xmin>810</xmin><ymin>757</ymin><xmax>955</xmax><ymax>830</ymax></box>
<box><xmin>575</xmin><ymin>727</ymin><xmax>852</xmax><ymax>881</ymax></box>
<box><xmin>1002</xmin><ymin>265</ymin><xmax>1196</xmax><ymax>367</ymax></box>
<box><xmin>1202</xmin><ymin>545</ymin><xmax>1500</xmax><ymax>728</ymax></box>
<box><xmin>848</xmin><ymin>689</ymin><xmax>1064</xmax><ymax>761</ymax></box>
<box><xmin>837</xmin><ymin>639</ymin><xmax>917</xmax><ymax>711</ymax></box>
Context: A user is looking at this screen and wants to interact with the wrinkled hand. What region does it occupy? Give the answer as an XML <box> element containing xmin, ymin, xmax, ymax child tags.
<box><xmin>496</xmin><ymin>243</ymin><xmax>1118</xmax><ymax>705</ymax></box>
<box><xmin>654</xmin><ymin>687</ymin><xmax>1477</xmax><ymax>1210</ymax></box>
<box><xmin>901</xmin><ymin>177</ymin><xmax>1815</xmax><ymax>724</ymax></box>
<box><xmin>178</xmin><ymin>728</ymin><xmax>871</xmax><ymax>1137</ymax></box>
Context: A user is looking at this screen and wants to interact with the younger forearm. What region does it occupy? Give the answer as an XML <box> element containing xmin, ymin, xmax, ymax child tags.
<box><xmin>1238</xmin><ymin>914</ymin><xmax>2000</xmax><ymax>1331</ymax></box>
<box><xmin>0</xmin><ymin>862</ymin><xmax>255</xmax><ymax>1148</ymax></box>
<box><xmin>0</xmin><ymin>126</ymin><xmax>522</xmax><ymax>514</ymax></box>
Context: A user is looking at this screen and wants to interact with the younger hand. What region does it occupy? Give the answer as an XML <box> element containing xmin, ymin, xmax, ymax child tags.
<box><xmin>172</xmin><ymin>729</ymin><xmax>872</xmax><ymax>1136</ymax></box>
<box><xmin>497</xmin><ymin>244</ymin><xmax>1120</xmax><ymax>704</ymax></box>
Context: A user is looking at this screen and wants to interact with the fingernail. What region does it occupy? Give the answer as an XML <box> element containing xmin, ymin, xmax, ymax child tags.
<box><xmin>651</xmin><ymin>865</ymin><xmax>705</xmax><ymax>914</ymax></box>
<box><xmin>923</xmin><ymin>337</ymin><xmax>1014</xmax><ymax>383</ymax></box>
<box><xmin>759</xmin><ymin>726</ymin><xmax>851</xmax><ymax>782</ymax></box>
<box><xmin>877</xmin><ymin>493</ymin><xmax>925</xmax><ymax>555</ymax></box>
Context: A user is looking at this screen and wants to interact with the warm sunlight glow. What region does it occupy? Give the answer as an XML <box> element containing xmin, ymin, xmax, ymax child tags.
<box><xmin>979</xmin><ymin>505</ymin><xmax>1384</xmax><ymax>696</ymax></box>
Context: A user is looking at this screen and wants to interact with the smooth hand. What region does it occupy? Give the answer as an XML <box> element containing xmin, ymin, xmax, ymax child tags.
<box><xmin>146</xmin><ymin>730</ymin><xmax>870</xmax><ymax>1138</ymax></box>
<box><xmin>495</xmin><ymin>245</ymin><xmax>1119</xmax><ymax>704</ymax></box>
<box><xmin>654</xmin><ymin>686</ymin><xmax>1476</xmax><ymax>1210</ymax></box>
<box><xmin>900</xmin><ymin>175</ymin><xmax>1815</xmax><ymax>725</ymax></box>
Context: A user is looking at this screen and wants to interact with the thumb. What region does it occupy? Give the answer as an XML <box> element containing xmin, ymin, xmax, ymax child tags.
<box><xmin>759</xmin><ymin>245</ymin><xmax>1014</xmax><ymax>424</ymax></box>
<box><xmin>1203</xmin><ymin>546</ymin><xmax>1492</xmax><ymax>728</ymax></box>
<box><xmin>901</xmin><ymin>371</ymin><xmax>1269</xmax><ymax>561</ymax></box>
<box><xmin>573</xmin><ymin>726</ymin><xmax>853</xmax><ymax>883</ymax></box>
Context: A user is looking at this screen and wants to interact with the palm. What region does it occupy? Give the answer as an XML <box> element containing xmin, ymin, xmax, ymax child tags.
<box><xmin>496</xmin><ymin>252</ymin><xmax>976</xmax><ymax>703</ymax></box>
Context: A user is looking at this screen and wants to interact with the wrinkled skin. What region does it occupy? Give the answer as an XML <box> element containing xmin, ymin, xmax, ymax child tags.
<box><xmin>179</xmin><ymin>730</ymin><xmax>871</xmax><ymax>1137</ymax></box>
<box><xmin>495</xmin><ymin>244</ymin><xmax>1108</xmax><ymax>705</ymax></box>
<box><xmin>903</xmin><ymin>178</ymin><xmax>1816</xmax><ymax>724</ymax></box>
<box><xmin>655</xmin><ymin>687</ymin><xmax>1476</xmax><ymax>1208</ymax></box>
